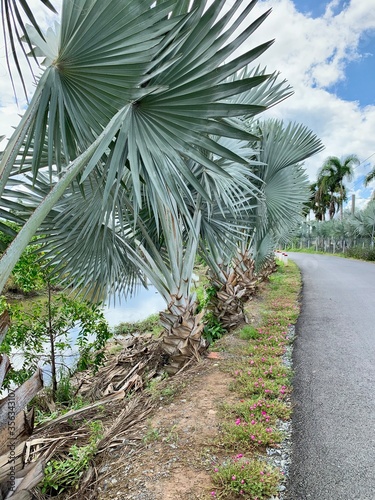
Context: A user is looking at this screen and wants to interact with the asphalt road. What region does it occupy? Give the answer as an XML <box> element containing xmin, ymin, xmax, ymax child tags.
<box><xmin>287</xmin><ymin>252</ymin><xmax>375</xmax><ymax>500</ymax></box>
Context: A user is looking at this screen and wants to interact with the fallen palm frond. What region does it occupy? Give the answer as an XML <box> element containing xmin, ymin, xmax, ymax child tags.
<box><xmin>0</xmin><ymin>328</ymin><xmax>44</xmax><ymax>499</ymax></box>
<box><xmin>0</xmin><ymin>334</ymin><xmax>161</xmax><ymax>498</ymax></box>
<box><xmin>76</xmin><ymin>333</ymin><xmax>163</xmax><ymax>401</ymax></box>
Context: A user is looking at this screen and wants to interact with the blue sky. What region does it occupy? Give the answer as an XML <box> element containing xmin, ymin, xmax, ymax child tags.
<box><xmin>330</xmin><ymin>31</ymin><xmax>375</xmax><ymax>107</ymax></box>
<box><xmin>294</xmin><ymin>0</ymin><xmax>346</xmax><ymax>17</ymax></box>
<box><xmin>293</xmin><ymin>0</ymin><xmax>375</xmax><ymax>107</ymax></box>
<box><xmin>242</xmin><ymin>0</ymin><xmax>375</xmax><ymax>211</ymax></box>
<box><xmin>0</xmin><ymin>0</ymin><xmax>375</xmax><ymax>212</ymax></box>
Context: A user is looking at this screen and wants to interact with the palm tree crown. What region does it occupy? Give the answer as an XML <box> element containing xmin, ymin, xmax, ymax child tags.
<box><xmin>317</xmin><ymin>154</ymin><xmax>359</xmax><ymax>220</ymax></box>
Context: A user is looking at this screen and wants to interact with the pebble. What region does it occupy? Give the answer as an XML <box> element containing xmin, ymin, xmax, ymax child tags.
<box><xmin>265</xmin><ymin>325</ymin><xmax>295</xmax><ymax>500</ymax></box>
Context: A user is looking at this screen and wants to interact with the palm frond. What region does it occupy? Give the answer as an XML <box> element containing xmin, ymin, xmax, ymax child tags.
<box><xmin>1</xmin><ymin>0</ymin><xmax>57</xmax><ymax>99</ymax></box>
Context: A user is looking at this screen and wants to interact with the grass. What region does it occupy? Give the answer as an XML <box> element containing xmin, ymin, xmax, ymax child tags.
<box><xmin>286</xmin><ymin>246</ymin><xmax>375</xmax><ymax>262</ymax></box>
<box><xmin>211</xmin><ymin>455</ymin><xmax>283</xmax><ymax>499</ymax></box>
<box><xmin>114</xmin><ymin>313</ymin><xmax>163</xmax><ymax>337</ymax></box>
<box><xmin>210</xmin><ymin>260</ymin><xmax>301</xmax><ymax>499</ymax></box>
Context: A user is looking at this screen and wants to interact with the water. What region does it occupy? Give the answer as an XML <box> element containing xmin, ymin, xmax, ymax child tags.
<box><xmin>7</xmin><ymin>285</ymin><xmax>166</xmax><ymax>386</ymax></box>
<box><xmin>102</xmin><ymin>285</ymin><xmax>166</xmax><ymax>328</ymax></box>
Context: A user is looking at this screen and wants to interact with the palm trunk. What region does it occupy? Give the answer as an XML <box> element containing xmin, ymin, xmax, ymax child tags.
<box><xmin>47</xmin><ymin>283</ymin><xmax>58</xmax><ymax>401</ymax></box>
<box><xmin>160</xmin><ymin>296</ymin><xmax>205</xmax><ymax>375</ymax></box>
<box><xmin>208</xmin><ymin>264</ymin><xmax>251</xmax><ymax>330</ymax></box>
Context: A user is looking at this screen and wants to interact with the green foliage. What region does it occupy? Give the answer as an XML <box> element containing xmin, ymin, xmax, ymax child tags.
<box><xmin>54</xmin><ymin>369</ymin><xmax>77</xmax><ymax>405</ymax></box>
<box><xmin>239</xmin><ymin>325</ymin><xmax>260</xmax><ymax>340</ymax></box>
<box><xmin>212</xmin><ymin>455</ymin><xmax>282</xmax><ymax>499</ymax></box>
<box><xmin>0</xmin><ymin>295</ymin><xmax>7</xmax><ymax>314</ymax></box>
<box><xmin>11</xmin><ymin>245</ymin><xmax>47</xmax><ymax>294</ymax></box>
<box><xmin>203</xmin><ymin>311</ymin><xmax>227</xmax><ymax>344</ymax></box>
<box><xmin>0</xmin><ymin>293</ymin><xmax>112</xmax><ymax>389</ymax></box>
<box><xmin>0</xmin><ymin>223</ymin><xmax>48</xmax><ymax>295</ymax></box>
<box><xmin>196</xmin><ymin>285</ymin><xmax>217</xmax><ymax>313</ymax></box>
<box><xmin>195</xmin><ymin>284</ymin><xmax>226</xmax><ymax>344</ymax></box>
<box><xmin>41</xmin><ymin>420</ymin><xmax>103</xmax><ymax>494</ymax></box>
<box><xmin>344</xmin><ymin>246</ymin><xmax>375</xmax><ymax>261</ymax></box>
<box><xmin>113</xmin><ymin>314</ymin><xmax>163</xmax><ymax>337</ymax></box>
<box><xmin>142</xmin><ymin>421</ymin><xmax>161</xmax><ymax>444</ymax></box>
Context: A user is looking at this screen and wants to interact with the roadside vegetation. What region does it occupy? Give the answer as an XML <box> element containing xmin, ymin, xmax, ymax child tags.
<box><xmin>0</xmin><ymin>1</ymin><xmax>319</xmax><ymax>497</ymax></box>
<box><xmin>288</xmin><ymin>200</ymin><xmax>375</xmax><ymax>261</ymax></box>
<box><xmin>207</xmin><ymin>261</ymin><xmax>299</xmax><ymax>499</ymax></box>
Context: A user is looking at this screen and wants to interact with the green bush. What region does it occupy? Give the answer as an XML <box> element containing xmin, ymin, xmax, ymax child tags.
<box><xmin>41</xmin><ymin>420</ymin><xmax>103</xmax><ymax>494</ymax></box>
<box><xmin>239</xmin><ymin>325</ymin><xmax>260</xmax><ymax>340</ymax></box>
<box><xmin>0</xmin><ymin>223</ymin><xmax>48</xmax><ymax>295</ymax></box>
<box><xmin>0</xmin><ymin>293</ymin><xmax>112</xmax><ymax>399</ymax></box>
<box><xmin>345</xmin><ymin>246</ymin><xmax>375</xmax><ymax>261</ymax></box>
<box><xmin>114</xmin><ymin>313</ymin><xmax>163</xmax><ymax>337</ymax></box>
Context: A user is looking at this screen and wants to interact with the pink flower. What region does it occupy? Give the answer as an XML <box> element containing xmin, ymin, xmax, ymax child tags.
<box><xmin>235</xmin><ymin>418</ymin><xmax>241</xmax><ymax>425</ymax></box>
<box><xmin>251</xmin><ymin>420</ymin><xmax>256</xmax><ymax>425</ymax></box>
<box><xmin>236</xmin><ymin>453</ymin><xmax>243</xmax><ymax>458</ymax></box>
<box><xmin>241</xmin><ymin>479</ymin><xmax>245</xmax><ymax>484</ymax></box>
<box><xmin>232</xmin><ymin>475</ymin><xmax>236</xmax><ymax>481</ymax></box>
<box><xmin>214</xmin><ymin>468</ymin><xmax>219</xmax><ymax>472</ymax></box>
<box><xmin>210</xmin><ymin>492</ymin><xmax>216</xmax><ymax>497</ymax></box>
<box><xmin>251</xmin><ymin>435</ymin><xmax>255</xmax><ymax>440</ymax></box>
<box><xmin>260</xmin><ymin>471</ymin><xmax>264</xmax><ymax>475</ymax></box>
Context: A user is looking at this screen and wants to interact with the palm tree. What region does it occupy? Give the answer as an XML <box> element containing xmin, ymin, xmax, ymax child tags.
<box><xmin>309</xmin><ymin>181</ymin><xmax>330</xmax><ymax>221</ymax></box>
<box><xmin>351</xmin><ymin>201</ymin><xmax>375</xmax><ymax>249</ymax></box>
<box><xmin>0</xmin><ymin>0</ymin><xmax>280</xmax><ymax>293</ymax></box>
<box><xmin>0</xmin><ymin>0</ymin><xmax>296</xmax><ymax>379</ymax></box>
<box><xmin>364</xmin><ymin>165</ymin><xmax>375</xmax><ymax>188</ymax></box>
<box><xmin>318</xmin><ymin>155</ymin><xmax>359</xmax><ymax>220</ymax></box>
<box><xmin>201</xmin><ymin>119</ymin><xmax>323</xmax><ymax>327</ymax></box>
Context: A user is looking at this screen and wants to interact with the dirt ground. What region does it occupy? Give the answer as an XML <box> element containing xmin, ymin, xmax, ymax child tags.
<box><xmin>95</xmin><ymin>347</ymin><xmax>242</xmax><ymax>500</ymax></box>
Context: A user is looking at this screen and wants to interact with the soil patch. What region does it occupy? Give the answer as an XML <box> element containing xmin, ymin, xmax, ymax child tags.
<box><xmin>96</xmin><ymin>356</ymin><xmax>242</xmax><ymax>500</ymax></box>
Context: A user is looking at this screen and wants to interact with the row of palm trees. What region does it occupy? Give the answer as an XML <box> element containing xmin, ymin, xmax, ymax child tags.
<box><xmin>0</xmin><ymin>0</ymin><xmax>324</xmax><ymax>371</ymax></box>
<box><xmin>309</xmin><ymin>155</ymin><xmax>360</xmax><ymax>221</ymax></box>
<box><xmin>0</xmin><ymin>0</ymin><xmax>327</xmax><ymax>494</ymax></box>
<box><xmin>293</xmin><ymin>199</ymin><xmax>375</xmax><ymax>251</ymax></box>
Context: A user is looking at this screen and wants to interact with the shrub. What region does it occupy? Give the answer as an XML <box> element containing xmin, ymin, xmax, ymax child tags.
<box><xmin>345</xmin><ymin>246</ymin><xmax>375</xmax><ymax>261</ymax></box>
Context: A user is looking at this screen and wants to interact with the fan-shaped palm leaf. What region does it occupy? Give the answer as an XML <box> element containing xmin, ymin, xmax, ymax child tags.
<box><xmin>1</xmin><ymin>0</ymin><xmax>57</xmax><ymax>98</ymax></box>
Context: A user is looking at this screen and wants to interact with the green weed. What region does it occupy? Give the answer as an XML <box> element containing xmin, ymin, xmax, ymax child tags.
<box><xmin>211</xmin><ymin>455</ymin><xmax>282</xmax><ymax>499</ymax></box>
<box><xmin>41</xmin><ymin>420</ymin><xmax>103</xmax><ymax>494</ymax></box>
<box><xmin>114</xmin><ymin>314</ymin><xmax>163</xmax><ymax>337</ymax></box>
<box><xmin>239</xmin><ymin>325</ymin><xmax>260</xmax><ymax>340</ymax></box>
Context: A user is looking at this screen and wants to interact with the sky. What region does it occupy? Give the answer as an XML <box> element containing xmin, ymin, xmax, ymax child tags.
<box><xmin>0</xmin><ymin>0</ymin><xmax>375</xmax><ymax>212</ymax></box>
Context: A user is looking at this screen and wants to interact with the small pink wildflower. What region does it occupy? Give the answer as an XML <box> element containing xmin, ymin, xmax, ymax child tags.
<box><xmin>232</xmin><ymin>475</ymin><xmax>236</xmax><ymax>481</ymax></box>
<box><xmin>210</xmin><ymin>492</ymin><xmax>216</xmax><ymax>497</ymax></box>
<box><xmin>235</xmin><ymin>418</ymin><xmax>241</xmax><ymax>425</ymax></box>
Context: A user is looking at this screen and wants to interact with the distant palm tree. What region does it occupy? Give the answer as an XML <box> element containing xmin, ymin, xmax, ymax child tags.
<box><xmin>364</xmin><ymin>166</ymin><xmax>375</xmax><ymax>187</ymax></box>
<box><xmin>318</xmin><ymin>155</ymin><xmax>359</xmax><ymax>220</ymax></box>
<box><xmin>309</xmin><ymin>181</ymin><xmax>330</xmax><ymax>220</ymax></box>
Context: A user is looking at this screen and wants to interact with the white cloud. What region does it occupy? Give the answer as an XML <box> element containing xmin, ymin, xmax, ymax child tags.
<box><xmin>1</xmin><ymin>0</ymin><xmax>374</xmax><ymax>208</ymax></box>
<box><xmin>231</xmin><ymin>0</ymin><xmax>375</xmax><ymax>207</ymax></box>
<box><xmin>0</xmin><ymin>0</ymin><xmax>60</xmax><ymax>137</ymax></box>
